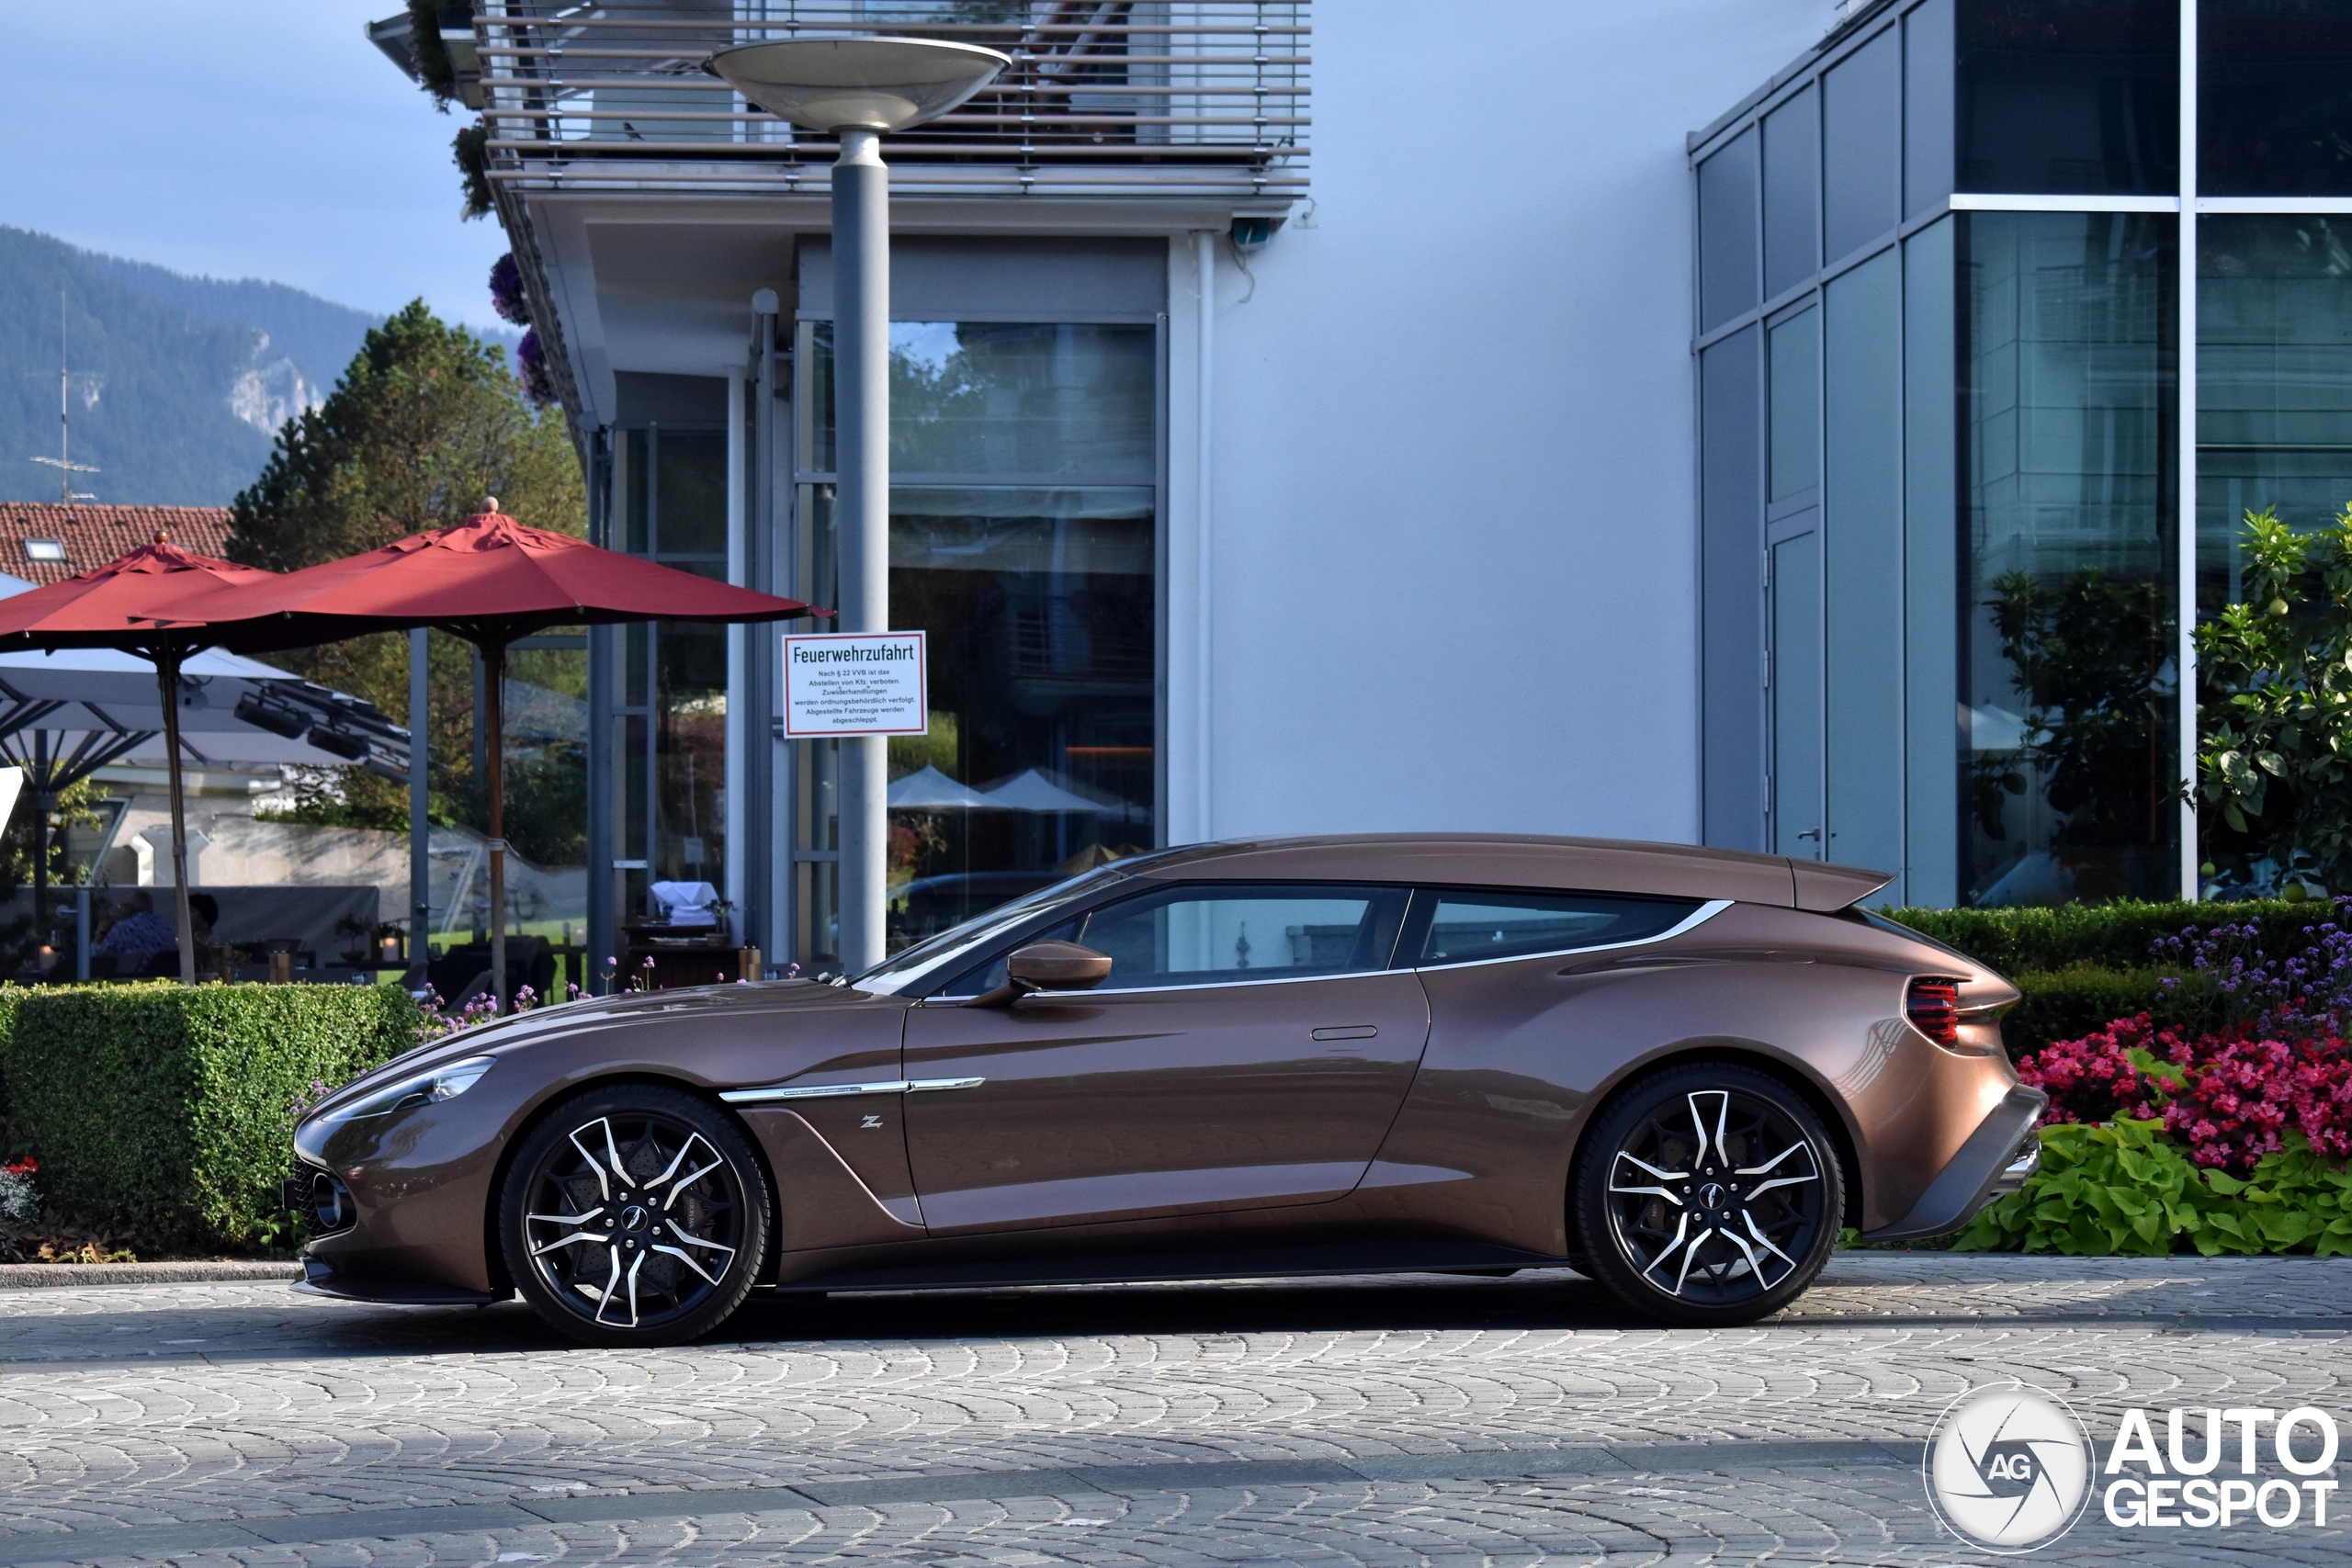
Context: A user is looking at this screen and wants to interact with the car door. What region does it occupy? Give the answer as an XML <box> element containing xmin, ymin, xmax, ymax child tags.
<box><xmin>900</xmin><ymin>881</ymin><xmax>1429</xmax><ymax>1235</ymax></box>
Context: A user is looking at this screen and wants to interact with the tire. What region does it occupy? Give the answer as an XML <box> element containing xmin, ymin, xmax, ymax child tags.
<box><xmin>499</xmin><ymin>1082</ymin><xmax>769</xmax><ymax>1347</ymax></box>
<box><xmin>1572</xmin><ymin>1062</ymin><xmax>1843</xmax><ymax>1326</ymax></box>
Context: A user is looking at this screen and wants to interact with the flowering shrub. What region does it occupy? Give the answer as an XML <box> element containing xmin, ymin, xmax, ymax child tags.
<box><xmin>2149</xmin><ymin>897</ymin><xmax>2352</xmax><ymax>1039</ymax></box>
<box><xmin>516</xmin><ymin>329</ymin><xmax>556</xmax><ymax>407</ymax></box>
<box><xmin>0</xmin><ymin>1156</ymin><xmax>38</xmax><ymax>1225</ymax></box>
<box><xmin>489</xmin><ymin>253</ymin><xmax>530</xmax><ymax>325</ymax></box>
<box><xmin>2157</xmin><ymin>1036</ymin><xmax>2352</xmax><ymax>1169</ymax></box>
<box><xmin>2016</xmin><ymin>1018</ymin><xmax>2352</xmax><ymax>1175</ymax></box>
<box><xmin>2015</xmin><ymin>1014</ymin><xmax>2176</xmax><ymax>1126</ymax></box>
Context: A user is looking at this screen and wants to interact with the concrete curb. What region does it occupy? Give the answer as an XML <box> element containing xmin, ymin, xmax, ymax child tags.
<box><xmin>0</xmin><ymin>1261</ymin><xmax>301</xmax><ymax>1289</ymax></box>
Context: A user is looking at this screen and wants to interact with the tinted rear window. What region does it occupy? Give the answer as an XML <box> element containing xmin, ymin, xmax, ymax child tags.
<box><xmin>1417</xmin><ymin>890</ymin><xmax>1702</xmax><ymax>965</ymax></box>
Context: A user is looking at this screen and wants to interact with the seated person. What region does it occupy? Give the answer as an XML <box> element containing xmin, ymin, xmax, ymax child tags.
<box><xmin>94</xmin><ymin>890</ymin><xmax>177</xmax><ymax>966</ymax></box>
<box><xmin>187</xmin><ymin>893</ymin><xmax>219</xmax><ymax>946</ymax></box>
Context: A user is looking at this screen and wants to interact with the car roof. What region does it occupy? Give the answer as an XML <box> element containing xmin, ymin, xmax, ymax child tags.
<box><xmin>1120</xmin><ymin>834</ymin><xmax>1890</xmax><ymax>912</ymax></box>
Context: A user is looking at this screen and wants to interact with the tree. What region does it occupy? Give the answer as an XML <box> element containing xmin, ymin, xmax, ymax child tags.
<box><xmin>229</xmin><ymin>301</ymin><xmax>587</xmax><ymax>839</ymax></box>
<box><xmin>2194</xmin><ymin>503</ymin><xmax>2352</xmax><ymax>895</ymax></box>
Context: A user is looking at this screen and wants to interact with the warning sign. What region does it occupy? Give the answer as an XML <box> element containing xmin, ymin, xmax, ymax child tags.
<box><xmin>781</xmin><ymin>631</ymin><xmax>928</xmax><ymax>738</ymax></box>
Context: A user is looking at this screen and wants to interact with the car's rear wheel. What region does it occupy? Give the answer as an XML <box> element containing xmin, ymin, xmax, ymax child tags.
<box><xmin>499</xmin><ymin>1084</ymin><xmax>768</xmax><ymax>1347</ymax></box>
<box><xmin>1572</xmin><ymin>1063</ymin><xmax>1842</xmax><ymax>1326</ymax></box>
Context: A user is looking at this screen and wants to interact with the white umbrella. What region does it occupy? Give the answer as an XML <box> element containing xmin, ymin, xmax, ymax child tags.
<box><xmin>981</xmin><ymin>768</ymin><xmax>1117</xmax><ymax>813</ymax></box>
<box><xmin>888</xmin><ymin>764</ymin><xmax>994</xmax><ymax>810</ymax></box>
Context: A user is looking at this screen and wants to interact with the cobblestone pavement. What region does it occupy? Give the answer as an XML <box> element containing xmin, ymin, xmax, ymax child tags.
<box><xmin>0</xmin><ymin>1254</ymin><xmax>2346</xmax><ymax>1566</ymax></box>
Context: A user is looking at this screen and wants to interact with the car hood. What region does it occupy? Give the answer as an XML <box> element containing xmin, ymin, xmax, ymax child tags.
<box><xmin>310</xmin><ymin>979</ymin><xmax>881</xmax><ymax>1120</ymax></box>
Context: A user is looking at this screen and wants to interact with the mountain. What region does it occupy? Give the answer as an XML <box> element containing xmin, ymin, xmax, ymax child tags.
<box><xmin>0</xmin><ymin>227</ymin><xmax>519</xmax><ymax>507</ymax></box>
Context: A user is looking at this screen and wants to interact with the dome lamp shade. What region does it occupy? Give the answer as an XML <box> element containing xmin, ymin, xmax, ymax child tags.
<box><xmin>706</xmin><ymin>37</ymin><xmax>1010</xmax><ymax>134</ymax></box>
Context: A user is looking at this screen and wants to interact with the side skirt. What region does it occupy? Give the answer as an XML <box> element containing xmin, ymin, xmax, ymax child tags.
<box><xmin>762</xmin><ymin>1239</ymin><xmax>1580</xmax><ymax>1295</ymax></box>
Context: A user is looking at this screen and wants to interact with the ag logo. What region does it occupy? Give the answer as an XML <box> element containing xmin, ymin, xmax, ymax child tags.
<box><xmin>1924</xmin><ymin>1382</ymin><xmax>2095</xmax><ymax>1553</ymax></box>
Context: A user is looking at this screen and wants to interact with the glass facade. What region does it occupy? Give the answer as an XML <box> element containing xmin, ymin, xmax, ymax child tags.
<box><xmin>1960</xmin><ymin>211</ymin><xmax>2177</xmax><ymax>905</ymax></box>
<box><xmin>2200</xmin><ymin>0</ymin><xmax>2352</xmax><ymax>196</ymax></box>
<box><xmin>2197</xmin><ymin>215</ymin><xmax>2352</xmax><ymax>612</ymax></box>
<box><xmin>801</xmin><ymin>321</ymin><xmax>1159</xmax><ymax>960</ymax></box>
<box><xmin>1955</xmin><ymin>0</ymin><xmax>2178</xmax><ymax>195</ymax></box>
<box><xmin>1696</xmin><ymin>0</ymin><xmax>2211</xmax><ymax>908</ymax></box>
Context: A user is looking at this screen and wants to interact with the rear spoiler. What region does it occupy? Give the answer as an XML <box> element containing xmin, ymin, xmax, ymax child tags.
<box><xmin>1790</xmin><ymin>859</ymin><xmax>1894</xmax><ymax>912</ymax></box>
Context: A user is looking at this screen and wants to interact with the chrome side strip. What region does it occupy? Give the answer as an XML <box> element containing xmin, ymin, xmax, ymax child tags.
<box><xmin>719</xmin><ymin>1077</ymin><xmax>984</xmax><ymax>1106</ymax></box>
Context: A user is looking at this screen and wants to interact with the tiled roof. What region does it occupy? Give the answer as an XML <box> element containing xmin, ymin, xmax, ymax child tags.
<box><xmin>0</xmin><ymin>503</ymin><xmax>236</xmax><ymax>585</ymax></box>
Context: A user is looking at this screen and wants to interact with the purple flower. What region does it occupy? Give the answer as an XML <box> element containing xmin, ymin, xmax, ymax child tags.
<box><xmin>516</xmin><ymin>328</ymin><xmax>557</xmax><ymax>406</ymax></box>
<box><xmin>489</xmin><ymin>254</ymin><xmax>530</xmax><ymax>325</ymax></box>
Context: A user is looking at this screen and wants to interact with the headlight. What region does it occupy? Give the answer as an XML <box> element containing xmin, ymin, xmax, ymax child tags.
<box><xmin>320</xmin><ymin>1056</ymin><xmax>496</xmax><ymax>1123</ymax></box>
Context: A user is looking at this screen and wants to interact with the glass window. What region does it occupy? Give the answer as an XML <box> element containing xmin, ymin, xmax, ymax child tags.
<box><xmin>1960</xmin><ymin>210</ymin><xmax>2177</xmax><ymax>907</ymax></box>
<box><xmin>1904</xmin><ymin>217</ymin><xmax>1962</xmax><ymax>908</ymax></box>
<box><xmin>814</xmin><ymin>322</ymin><xmax>1155</xmax><ymax>479</ymax></box>
<box><xmin>1956</xmin><ymin>0</ymin><xmax>2177</xmax><ymax>195</ymax></box>
<box><xmin>653</xmin><ymin>431</ymin><xmax>727</xmax><ymax>555</ymax></box>
<box><xmin>1701</xmin><ymin>326</ymin><xmax>1766</xmax><ymax>852</ymax></box>
<box><xmin>1823</xmin><ymin>28</ymin><xmax>1902</xmax><ymax>264</ymax></box>
<box><xmin>1764</xmin><ymin>88</ymin><xmax>1820</xmax><ymax>299</ymax></box>
<box><xmin>2201</xmin><ymin>1</ymin><xmax>2352</xmax><ymax>196</ymax></box>
<box><xmin>1906</xmin><ymin>0</ymin><xmax>1957</xmax><ymax>217</ymax></box>
<box><xmin>886</xmin><ymin>485</ymin><xmax>1156</xmax><ymax>951</ymax></box>
<box><xmin>2197</xmin><ymin>216</ymin><xmax>2352</xmax><ymax>658</ymax></box>
<box><xmin>616</xmin><ymin>423</ymin><xmax>732</xmax><ymax>919</ymax></box>
<box><xmin>1076</xmin><ymin>884</ymin><xmax>1410</xmax><ymax>989</ymax></box>
<box><xmin>1700</xmin><ymin>129</ymin><xmax>1761</xmax><ymax>332</ymax></box>
<box><xmin>1417</xmin><ymin>890</ymin><xmax>1702</xmax><ymax>966</ymax></box>
<box><xmin>655</xmin><ymin>613</ymin><xmax>726</xmax><ymax>886</ymax></box>
<box><xmin>1770</xmin><ymin>308</ymin><xmax>1821</xmax><ymax>503</ymax></box>
<box><xmin>804</xmin><ymin>318</ymin><xmax>1160</xmax><ymax>958</ymax></box>
<box><xmin>1771</xmin><ymin>530</ymin><xmax>1824</xmax><ymax>857</ymax></box>
<box><xmin>1824</xmin><ymin>250</ymin><xmax>1905</xmax><ymax>887</ymax></box>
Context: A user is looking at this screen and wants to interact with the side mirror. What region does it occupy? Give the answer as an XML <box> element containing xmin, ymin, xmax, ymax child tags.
<box><xmin>966</xmin><ymin>940</ymin><xmax>1113</xmax><ymax>1008</ymax></box>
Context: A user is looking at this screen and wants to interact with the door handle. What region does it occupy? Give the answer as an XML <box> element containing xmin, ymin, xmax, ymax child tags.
<box><xmin>1311</xmin><ymin>1025</ymin><xmax>1378</xmax><ymax>1041</ymax></box>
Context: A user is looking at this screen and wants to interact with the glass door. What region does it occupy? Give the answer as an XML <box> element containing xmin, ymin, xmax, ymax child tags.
<box><xmin>1770</xmin><ymin>525</ymin><xmax>1824</xmax><ymax>859</ymax></box>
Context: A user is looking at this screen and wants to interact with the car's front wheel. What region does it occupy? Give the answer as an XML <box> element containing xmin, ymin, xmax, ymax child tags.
<box><xmin>1573</xmin><ymin>1063</ymin><xmax>1842</xmax><ymax>1326</ymax></box>
<box><xmin>499</xmin><ymin>1083</ymin><xmax>768</xmax><ymax>1346</ymax></box>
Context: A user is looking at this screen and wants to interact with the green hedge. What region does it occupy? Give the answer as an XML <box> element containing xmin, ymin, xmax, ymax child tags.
<box><xmin>1883</xmin><ymin>898</ymin><xmax>2327</xmax><ymax>975</ymax></box>
<box><xmin>1999</xmin><ymin>964</ymin><xmax>2209</xmax><ymax>1058</ymax></box>
<box><xmin>0</xmin><ymin>984</ymin><xmax>418</xmax><ymax>1255</ymax></box>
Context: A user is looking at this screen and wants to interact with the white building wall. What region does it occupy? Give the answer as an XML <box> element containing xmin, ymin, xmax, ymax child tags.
<box><xmin>1180</xmin><ymin>0</ymin><xmax>1829</xmax><ymax>845</ymax></box>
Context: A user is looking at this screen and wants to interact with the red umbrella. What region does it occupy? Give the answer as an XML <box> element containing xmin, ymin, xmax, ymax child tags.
<box><xmin>171</xmin><ymin>503</ymin><xmax>820</xmax><ymax>1007</ymax></box>
<box><xmin>0</xmin><ymin>539</ymin><xmax>280</xmax><ymax>984</ymax></box>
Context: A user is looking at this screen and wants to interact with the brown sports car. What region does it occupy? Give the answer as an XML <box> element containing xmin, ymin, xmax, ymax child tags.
<box><xmin>289</xmin><ymin>836</ymin><xmax>2043</xmax><ymax>1345</ymax></box>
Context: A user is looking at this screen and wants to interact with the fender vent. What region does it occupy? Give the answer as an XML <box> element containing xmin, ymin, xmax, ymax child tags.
<box><xmin>1906</xmin><ymin>978</ymin><xmax>1962</xmax><ymax>1045</ymax></box>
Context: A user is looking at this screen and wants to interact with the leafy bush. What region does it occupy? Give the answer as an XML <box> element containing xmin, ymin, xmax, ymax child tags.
<box><xmin>0</xmin><ymin>984</ymin><xmax>418</xmax><ymax>1255</ymax></box>
<box><xmin>2192</xmin><ymin>502</ymin><xmax>2352</xmax><ymax>896</ymax></box>
<box><xmin>1883</xmin><ymin>898</ymin><xmax>2322</xmax><ymax>976</ymax></box>
<box><xmin>1955</xmin><ymin>1120</ymin><xmax>2352</xmax><ymax>1256</ymax></box>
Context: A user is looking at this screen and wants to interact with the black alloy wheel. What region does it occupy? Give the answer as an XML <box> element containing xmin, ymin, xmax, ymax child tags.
<box><xmin>1573</xmin><ymin>1063</ymin><xmax>1842</xmax><ymax>1326</ymax></box>
<box><xmin>500</xmin><ymin>1083</ymin><xmax>768</xmax><ymax>1346</ymax></box>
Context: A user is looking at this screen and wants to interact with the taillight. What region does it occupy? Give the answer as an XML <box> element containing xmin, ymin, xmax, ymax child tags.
<box><xmin>1907</xmin><ymin>978</ymin><xmax>1961</xmax><ymax>1045</ymax></box>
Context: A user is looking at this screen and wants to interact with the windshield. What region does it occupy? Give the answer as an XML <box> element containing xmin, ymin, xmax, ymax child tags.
<box><xmin>854</xmin><ymin>865</ymin><xmax>1132</xmax><ymax>996</ymax></box>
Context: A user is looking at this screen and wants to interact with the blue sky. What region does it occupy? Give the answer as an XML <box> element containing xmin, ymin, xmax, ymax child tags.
<box><xmin>0</xmin><ymin>2</ymin><xmax>508</xmax><ymax>332</ymax></box>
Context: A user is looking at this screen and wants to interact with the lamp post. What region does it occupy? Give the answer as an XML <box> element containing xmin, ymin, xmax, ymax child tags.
<box><xmin>708</xmin><ymin>36</ymin><xmax>1006</xmax><ymax>975</ymax></box>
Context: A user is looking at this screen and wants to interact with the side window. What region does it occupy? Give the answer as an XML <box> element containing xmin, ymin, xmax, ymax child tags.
<box><xmin>1076</xmin><ymin>883</ymin><xmax>1410</xmax><ymax>990</ymax></box>
<box><xmin>1416</xmin><ymin>889</ymin><xmax>1702</xmax><ymax>965</ymax></box>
